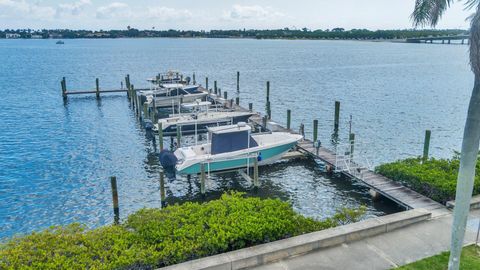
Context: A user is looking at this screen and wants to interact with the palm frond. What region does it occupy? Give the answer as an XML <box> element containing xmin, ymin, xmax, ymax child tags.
<box><xmin>411</xmin><ymin>0</ymin><xmax>454</xmax><ymax>27</ymax></box>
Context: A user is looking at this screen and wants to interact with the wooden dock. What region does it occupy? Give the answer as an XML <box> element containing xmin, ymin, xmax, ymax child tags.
<box><xmin>296</xmin><ymin>140</ymin><xmax>444</xmax><ymax>211</ymax></box>
<box><xmin>63</xmin><ymin>73</ymin><xmax>446</xmax><ymax>212</ymax></box>
<box><xmin>208</xmin><ymin>92</ymin><xmax>444</xmax><ymax>211</ymax></box>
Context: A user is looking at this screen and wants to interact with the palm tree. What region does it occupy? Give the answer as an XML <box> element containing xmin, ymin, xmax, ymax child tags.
<box><xmin>411</xmin><ymin>1</ymin><xmax>480</xmax><ymax>269</ymax></box>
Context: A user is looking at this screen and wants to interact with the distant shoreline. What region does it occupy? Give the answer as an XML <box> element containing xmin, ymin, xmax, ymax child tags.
<box><xmin>1</xmin><ymin>28</ymin><xmax>468</xmax><ymax>42</ymax></box>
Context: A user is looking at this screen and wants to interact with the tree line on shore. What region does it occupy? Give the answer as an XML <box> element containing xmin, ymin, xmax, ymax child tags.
<box><xmin>1</xmin><ymin>27</ymin><xmax>468</xmax><ymax>40</ymax></box>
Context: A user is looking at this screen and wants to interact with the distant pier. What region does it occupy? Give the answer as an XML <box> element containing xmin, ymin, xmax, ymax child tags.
<box><xmin>406</xmin><ymin>35</ymin><xmax>469</xmax><ymax>44</ymax></box>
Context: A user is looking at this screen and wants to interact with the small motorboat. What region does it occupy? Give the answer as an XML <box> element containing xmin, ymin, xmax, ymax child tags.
<box><xmin>141</xmin><ymin>84</ymin><xmax>208</xmax><ymax>108</ymax></box>
<box><xmin>166</xmin><ymin>123</ymin><xmax>303</xmax><ymax>174</ymax></box>
<box><xmin>152</xmin><ymin>101</ymin><xmax>254</xmax><ymax>136</ymax></box>
<box><xmin>147</xmin><ymin>70</ymin><xmax>188</xmax><ymax>86</ymax></box>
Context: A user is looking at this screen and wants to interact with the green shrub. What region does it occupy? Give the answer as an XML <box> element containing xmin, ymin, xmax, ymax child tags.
<box><xmin>0</xmin><ymin>192</ymin><xmax>365</xmax><ymax>269</ymax></box>
<box><xmin>375</xmin><ymin>156</ymin><xmax>480</xmax><ymax>204</ymax></box>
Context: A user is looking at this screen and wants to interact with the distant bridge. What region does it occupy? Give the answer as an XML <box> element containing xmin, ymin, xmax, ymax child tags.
<box><xmin>406</xmin><ymin>35</ymin><xmax>469</xmax><ymax>44</ymax></box>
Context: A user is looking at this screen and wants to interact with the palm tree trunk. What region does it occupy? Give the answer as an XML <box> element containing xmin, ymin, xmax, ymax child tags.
<box><xmin>448</xmin><ymin>7</ymin><xmax>480</xmax><ymax>270</ymax></box>
<box><xmin>448</xmin><ymin>77</ymin><xmax>480</xmax><ymax>269</ymax></box>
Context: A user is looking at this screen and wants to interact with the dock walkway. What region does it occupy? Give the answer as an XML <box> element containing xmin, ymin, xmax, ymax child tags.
<box><xmin>209</xmin><ymin>93</ymin><xmax>444</xmax><ymax>212</ymax></box>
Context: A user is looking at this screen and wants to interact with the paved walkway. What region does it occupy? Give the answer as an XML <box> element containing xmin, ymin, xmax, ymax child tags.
<box><xmin>252</xmin><ymin>209</ymin><xmax>480</xmax><ymax>270</ymax></box>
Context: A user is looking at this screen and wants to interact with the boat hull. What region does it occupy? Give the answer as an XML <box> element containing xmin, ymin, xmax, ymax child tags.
<box><xmin>176</xmin><ymin>141</ymin><xmax>297</xmax><ymax>175</ymax></box>
<box><xmin>158</xmin><ymin>114</ymin><xmax>253</xmax><ymax>136</ymax></box>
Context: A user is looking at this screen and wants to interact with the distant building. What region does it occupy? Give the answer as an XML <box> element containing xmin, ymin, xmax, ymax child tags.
<box><xmin>48</xmin><ymin>33</ymin><xmax>62</xmax><ymax>39</ymax></box>
<box><xmin>5</xmin><ymin>33</ymin><xmax>21</xmax><ymax>39</ymax></box>
<box><xmin>31</xmin><ymin>34</ymin><xmax>43</xmax><ymax>39</ymax></box>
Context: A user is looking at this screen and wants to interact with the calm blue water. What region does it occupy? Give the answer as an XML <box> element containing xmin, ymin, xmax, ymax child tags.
<box><xmin>0</xmin><ymin>38</ymin><xmax>471</xmax><ymax>239</ymax></box>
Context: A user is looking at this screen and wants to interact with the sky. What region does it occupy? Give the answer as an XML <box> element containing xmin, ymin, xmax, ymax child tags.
<box><xmin>0</xmin><ymin>0</ymin><xmax>473</xmax><ymax>30</ymax></box>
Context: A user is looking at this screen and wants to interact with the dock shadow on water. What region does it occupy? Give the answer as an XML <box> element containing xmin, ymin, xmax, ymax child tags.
<box><xmin>160</xmin><ymin>158</ymin><xmax>403</xmax><ymax>220</ymax></box>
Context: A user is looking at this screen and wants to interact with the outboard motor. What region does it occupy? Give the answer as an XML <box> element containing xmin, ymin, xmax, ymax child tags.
<box><xmin>159</xmin><ymin>150</ymin><xmax>178</xmax><ymax>170</ymax></box>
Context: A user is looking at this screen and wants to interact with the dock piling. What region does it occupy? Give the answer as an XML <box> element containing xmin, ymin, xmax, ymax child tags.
<box><xmin>224</xmin><ymin>91</ymin><xmax>227</xmax><ymax>100</ymax></box>
<box><xmin>152</xmin><ymin>99</ymin><xmax>157</xmax><ymax>122</ymax></box>
<box><xmin>61</xmin><ymin>77</ymin><xmax>67</xmax><ymax>100</ymax></box>
<box><xmin>110</xmin><ymin>176</ymin><xmax>120</xmax><ymax>225</ymax></box>
<box><xmin>266</xmin><ymin>101</ymin><xmax>271</xmax><ymax>120</ymax></box>
<box><xmin>214</xmin><ymin>81</ymin><xmax>217</xmax><ymax>95</ymax></box>
<box><xmin>262</xmin><ymin>115</ymin><xmax>268</xmax><ymax>131</ymax></box>
<box><xmin>249</xmin><ymin>103</ymin><xmax>253</xmax><ymax>112</ymax></box>
<box><xmin>206</xmin><ymin>77</ymin><xmax>209</xmax><ymax>91</ymax></box>
<box><xmin>423</xmin><ymin>130</ymin><xmax>431</xmax><ymax>161</ymax></box>
<box><xmin>334</xmin><ymin>101</ymin><xmax>340</xmax><ymax>130</ymax></box>
<box><xmin>313</xmin><ymin>119</ymin><xmax>318</xmax><ymax>142</ymax></box>
<box><xmin>158</xmin><ymin>122</ymin><xmax>163</xmax><ymax>151</ymax></box>
<box><xmin>193</xmin><ymin>72</ymin><xmax>196</xmax><ymax>85</ymax></box>
<box><xmin>253</xmin><ymin>156</ymin><xmax>259</xmax><ymax>188</ymax></box>
<box><xmin>142</xmin><ymin>102</ymin><xmax>148</xmax><ymax>121</ymax></box>
<box><xmin>266</xmin><ymin>81</ymin><xmax>270</xmax><ymax>102</ymax></box>
<box><xmin>237</xmin><ymin>71</ymin><xmax>240</xmax><ymax>92</ymax></box>
<box><xmin>200</xmin><ymin>163</ymin><xmax>206</xmax><ymax>195</ymax></box>
<box><xmin>235</xmin><ymin>97</ymin><xmax>239</xmax><ymax>106</ymax></box>
<box><xmin>176</xmin><ymin>126</ymin><xmax>181</xmax><ymax>148</ymax></box>
<box><xmin>159</xmin><ymin>171</ymin><xmax>165</xmax><ymax>205</ymax></box>
<box><xmin>95</xmin><ymin>78</ymin><xmax>100</xmax><ymax>99</ymax></box>
<box><xmin>287</xmin><ymin>109</ymin><xmax>291</xmax><ymax>130</ymax></box>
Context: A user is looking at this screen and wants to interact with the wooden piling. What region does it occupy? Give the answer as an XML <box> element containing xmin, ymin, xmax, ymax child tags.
<box><xmin>61</xmin><ymin>77</ymin><xmax>67</xmax><ymax>99</ymax></box>
<box><xmin>206</xmin><ymin>77</ymin><xmax>209</xmax><ymax>91</ymax></box>
<box><xmin>95</xmin><ymin>78</ymin><xmax>100</xmax><ymax>99</ymax></box>
<box><xmin>287</xmin><ymin>109</ymin><xmax>291</xmax><ymax>130</ymax></box>
<box><xmin>214</xmin><ymin>81</ymin><xmax>217</xmax><ymax>95</ymax></box>
<box><xmin>142</xmin><ymin>102</ymin><xmax>148</xmax><ymax>121</ymax></box>
<box><xmin>235</xmin><ymin>97</ymin><xmax>239</xmax><ymax>105</ymax></box>
<box><xmin>159</xmin><ymin>171</ymin><xmax>165</xmax><ymax>204</ymax></box>
<box><xmin>224</xmin><ymin>91</ymin><xmax>227</xmax><ymax>100</ymax></box>
<box><xmin>200</xmin><ymin>163</ymin><xmax>206</xmax><ymax>194</ymax></box>
<box><xmin>218</xmin><ymin>88</ymin><xmax>221</xmax><ymax>98</ymax></box>
<box><xmin>249</xmin><ymin>103</ymin><xmax>253</xmax><ymax>112</ymax></box>
<box><xmin>152</xmin><ymin>99</ymin><xmax>157</xmax><ymax>122</ymax></box>
<box><xmin>158</xmin><ymin>122</ymin><xmax>164</xmax><ymax>151</ymax></box>
<box><xmin>237</xmin><ymin>71</ymin><xmax>240</xmax><ymax>92</ymax></box>
<box><xmin>313</xmin><ymin>119</ymin><xmax>318</xmax><ymax>142</ymax></box>
<box><xmin>125</xmin><ymin>76</ymin><xmax>130</xmax><ymax>99</ymax></box>
<box><xmin>266</xmin><ymin>101</ymin><xmax>271</xmax><ymax>120</ymax></box>
<box><xmin>110</xmin><ymin>176</ymin><xmax>119</xmax><ymax>225</ymax></box>
<box><xmin>266</xmin><ymin>81</ymin><xmax>270</xmax><ymax>102</ymax></box>
<box><xmin>253</xmin><ymin>156</ymin><xmax>259</xmax><ymax>188</ymax></box>
<box><xmin>423</xmin><ymin>130</ymin><xmax>431</xmax><ymax>160</ymax></box>
<box><xmin>262</xmin><ymin>115</ymin><xmax>268</xmax><ymax>130</ymax></box>
<box><xmin>176</xmin><ymin>126</ymin><xmax>181</xmax><ymax>148</ymax></box>
<box><xmin>193</xmin><ymin>72</ymin><xmax>196</xmax><ymax>85</ymax></box>
<box><xmin>334</xmin><ymin>101</ymin><xmax>340</xmax><ymax>129</ymax></box>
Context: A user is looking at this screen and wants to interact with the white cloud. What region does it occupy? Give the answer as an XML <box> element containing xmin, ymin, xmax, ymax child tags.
<box><xmin>0</xmin><ymin>0</ymin><xmax>55</xmax><ymax>20</ymax></box>
<box><xmin>224</xmin><ymin>5</ymin><xmax>285</xmax><ymax>21</ymax></box>
<box><xmin>56</xmin><ymin>0</ymin><xmax>91</xmax><ymax>17</ymax></box>
<box><xmin>96</xmin><ymin>2</ymin><xmax>130</xmax><ymax>19</ymax></box>
<box><xmin>147</xmin><ymin>6</ymin><xmax>192</xmax><ymax>22</ymax></box>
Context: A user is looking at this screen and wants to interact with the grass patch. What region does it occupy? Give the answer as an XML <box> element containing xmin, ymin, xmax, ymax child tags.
<box><xmin>397</xmin><ymin>245</ymin><xmax>480</xmax><ymax>270</ymax></box>
<box><xmin>0</xmin><ymin>192</ymin><xmax>365</xmax><ymax>269</ymax></box>
<box><xmin>375</xmin><ymin>156</ymin><xmax>480</xmax><ymax>204</ymax></box>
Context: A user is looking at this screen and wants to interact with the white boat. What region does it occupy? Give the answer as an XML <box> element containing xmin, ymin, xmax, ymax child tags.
<box><xmin>152</xmin><ymin>101</ymin><xmax>254</xmax><ymax>136</ymax></box>
<box><xmin>142</xmin><ymin>84</ymin><xmax>208</xmax><ymax>108</ymax></box>
<box><xmin>170</xmin><ymin>123</ymin><xmax>303</xmax><ymax>174</ymax></box>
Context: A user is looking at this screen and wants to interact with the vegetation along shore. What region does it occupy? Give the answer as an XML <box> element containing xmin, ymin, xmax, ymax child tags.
<box><xmin>1</xmin><ymin>28</ymin><xmax>467</xmax><ymax>40</ymax></box>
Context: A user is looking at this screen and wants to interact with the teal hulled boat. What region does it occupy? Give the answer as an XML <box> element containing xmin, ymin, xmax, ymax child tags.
<box><xmin>173</xmin><ymin>123</ymin><xmax>303</xmax><ymax>174</ymax></box>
